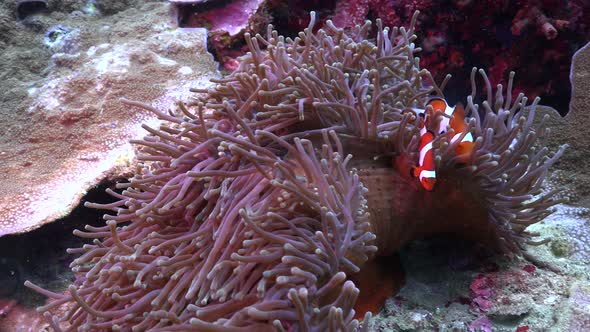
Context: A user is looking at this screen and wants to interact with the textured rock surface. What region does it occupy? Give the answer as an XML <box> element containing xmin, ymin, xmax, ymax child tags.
<box><xmin>0</xmin><ymin>1</ymin><xmax>218</xmax><ymax>236</ymax></box>
<box><xmin>370</xmin><ymin>204</ymin><xmax>590</xmax><ymax>331</ymax></box>
<box><xmin>533</xmin><ymin>41</ymin><xmax>590</xmax><ymax>207</ymax></box>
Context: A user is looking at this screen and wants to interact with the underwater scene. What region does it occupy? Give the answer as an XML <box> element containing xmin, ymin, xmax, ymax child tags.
<box><xmin>1</xmin><ymin>0</ymin><xmax>590</xmax><ymax>331</ymax></box>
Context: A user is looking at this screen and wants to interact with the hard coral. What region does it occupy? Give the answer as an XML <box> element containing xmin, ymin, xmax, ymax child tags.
<box><xmin>0</xmin><ymin>2</ymin><xmax>216</xmax><ymax>237</ymax></box>
<box><xmin>25</xmin><ymin>11</ymin><xmax>564</xmax><ymax>331</ymax></box>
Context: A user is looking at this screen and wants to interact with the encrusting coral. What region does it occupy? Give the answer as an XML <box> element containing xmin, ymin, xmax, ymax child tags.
<box><xmin>25</xmin><ymin>11</ymin><xmax>566</xmax><ymax>331</ymax></box>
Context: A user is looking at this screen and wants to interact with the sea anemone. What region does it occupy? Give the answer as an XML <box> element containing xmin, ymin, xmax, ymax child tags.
<box><xmin>25</xmin><ymin>11</ymin><xmax>565</xmax><ymax>331</ymax></box>
<box><xmin>381</xmin><ymin>67</ymin><xmax>567</xmax><ymax>256</ymax></box>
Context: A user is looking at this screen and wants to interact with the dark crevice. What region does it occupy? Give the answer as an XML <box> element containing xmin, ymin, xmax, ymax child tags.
<box><xmin>16</xmin><ymin>0</ymin><xmax>48</xmax><ymax>21</ymax></box>
<box><xmin>0</xmin><ymin>180</ymin><xmax>120</xmax><ymax>307</ymax></box>
<box><xmin>268</xmin><ymin>0</ymin><xmax>338</xmax><ymax>39</ymax></box>
<box><xmin>175</xmin><ymin>1</ymin><xmax>234</xmax><ymax>28</ymax></box>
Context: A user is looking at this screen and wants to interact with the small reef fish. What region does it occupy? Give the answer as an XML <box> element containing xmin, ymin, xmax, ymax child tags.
<box><xmin>412</xmin><ymin>112</ymin><xmax>437</xmax><ymax>191</ymax></box>
<box><xmin>398</xmin><ymin>98</ymin><xmax>475</xmax><ymax>191</ymax></box>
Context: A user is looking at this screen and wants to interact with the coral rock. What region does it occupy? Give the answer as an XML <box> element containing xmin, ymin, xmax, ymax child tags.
<box><xmin>0</xmin><ymin>2</ymin><xmax>217</xmax><ymax>236</ymax></box>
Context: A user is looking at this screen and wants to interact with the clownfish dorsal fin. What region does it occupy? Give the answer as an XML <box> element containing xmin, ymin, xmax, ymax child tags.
<box><xmin>454</xmin><ymin>102</ymin><xmax>465</xmax><ymax>119</ymax></box>
<box><xmin>449</xmin><ymin>102</ymin><xmax>468</xmax><ymax>135</ymax></box>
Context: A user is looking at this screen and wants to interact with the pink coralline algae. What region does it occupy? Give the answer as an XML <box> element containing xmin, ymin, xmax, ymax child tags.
<box><xmin>24</xmin><ymin>11</ymin><xmax>565</xmax><ymax>331</ymax></box>
<box><xmin>331</xmin><ymin>0</ymin><xmax>397</xmax><ymax>30</ymax></box>
<box><xmin>0</xmin><ymin>298</ymin><xmax>48</xmax><ymax>331</ymax></box>
<box><xmin>522</xmin><ymin>264</ymin><xmax>536</xmax><ymax>274</ymax></box>
<box><xmin>470</xmin><ymin>274</ymin><xmax>494</xmax><ymax>312</ymax></box>
<box><xmin>173</xmin><ymin>0</ymin><xmax>269</xmax><ymax>71</ymax></box>
<box><xmin>464</xmin><ymin>264</ymin><xmax>560</xmax><ymax>330</ymax></box>
<box><xmin>176</xmin><ymin>0</ymin><xmax>267</xmax><ymax>37</ymax></box>
<box><xmin>468</xmin><ymin>316</ymin><xmax>493</xmax><ymax>332</ymax></box>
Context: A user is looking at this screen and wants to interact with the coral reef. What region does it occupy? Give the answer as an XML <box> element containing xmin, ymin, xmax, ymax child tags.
<box><xmin>414</xmin><ymin>0</ymin><xmax>590</xmax><ymax>113</ymax></box>
<box><xmin>369</xmin><ymin>227</ymin><xmax>588</xmax><ymax>331</ymax></box>
<box><xmin>330</xmin><ymin>0</ymin><xmax>417</xmax><ymax>29</ymax></box>
<box><xmin>0</xmin><ymin>1</ymin><xmax>217</xmax><ymax>236</ymax></box>
<box><xmin>23</xmin><ymin>10</ymin><xmax>567</xmax><ymax>331</ymax></box>
<box><xmin>253</xmin><ymin>0</ymin><xmax>590</xmax><ymax>113</ymax></box>
<box><xmin>368</xmin><ymin>44</ymin><xmax>590</xmax><ymax>328</ymax></box>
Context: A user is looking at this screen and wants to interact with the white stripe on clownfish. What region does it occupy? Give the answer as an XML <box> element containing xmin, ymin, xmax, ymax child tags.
<box><xmin>403</xmin><ymin>99</ymin><xmax>466</xmax><ymax>136</ymax></box>
<box><xmin>402</xmin><ymin>107</ymin><xmax>427</xmax><ymax>117</ymax></box>
<box><xmin>425</xmin><ymin>98</ymin><xmax>458</xmax><ymax>134</ymax></box>
<box><xmin>436</xmin><ymin>101</ymin><xmax>456</xmax><ymax>135</ymax></box>
<box><xmin>419</xmin><ymin>141</ymin><xmax>433</xmax><ymax>166</ymax></box>
<box><xmin>450</xmin><ymin>131</ymin><xmax>474</xmax><ymax>144</ymax></box>
<box><xmin>410</xmin><ymin>115</ymin><xmax>437</xmax><ymax>191</ymax></box>
<box><xmin>418</xmin><ymin>170</ymin><xmax>436</xmax><ymax>182</ymax></box>
<box><xmin>429</xmin><ymin>98</ymin><xmax>476</xmax><ymax>163</ymax></box>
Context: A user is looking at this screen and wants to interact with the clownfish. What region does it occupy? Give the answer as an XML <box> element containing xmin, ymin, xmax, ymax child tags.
<box><xmin>426</xmin><ymin>97</ymin><xmax>474</xmax><ymax>159</ymax></box>
<box><xmin>398</xmin><ymin>98</ymin><xmax>475</xmax><ymax>191</ymax></box>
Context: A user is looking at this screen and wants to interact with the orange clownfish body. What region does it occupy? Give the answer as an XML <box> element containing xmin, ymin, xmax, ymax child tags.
<box><xmin>398</xmin><ymin>98</ymin><xmax>475</xmax><ymax>191</ymax></box>
<box><xmin>411</xmin><ymin>115</ymin><xmax>436</xmax><ymax>191</ymax></box>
